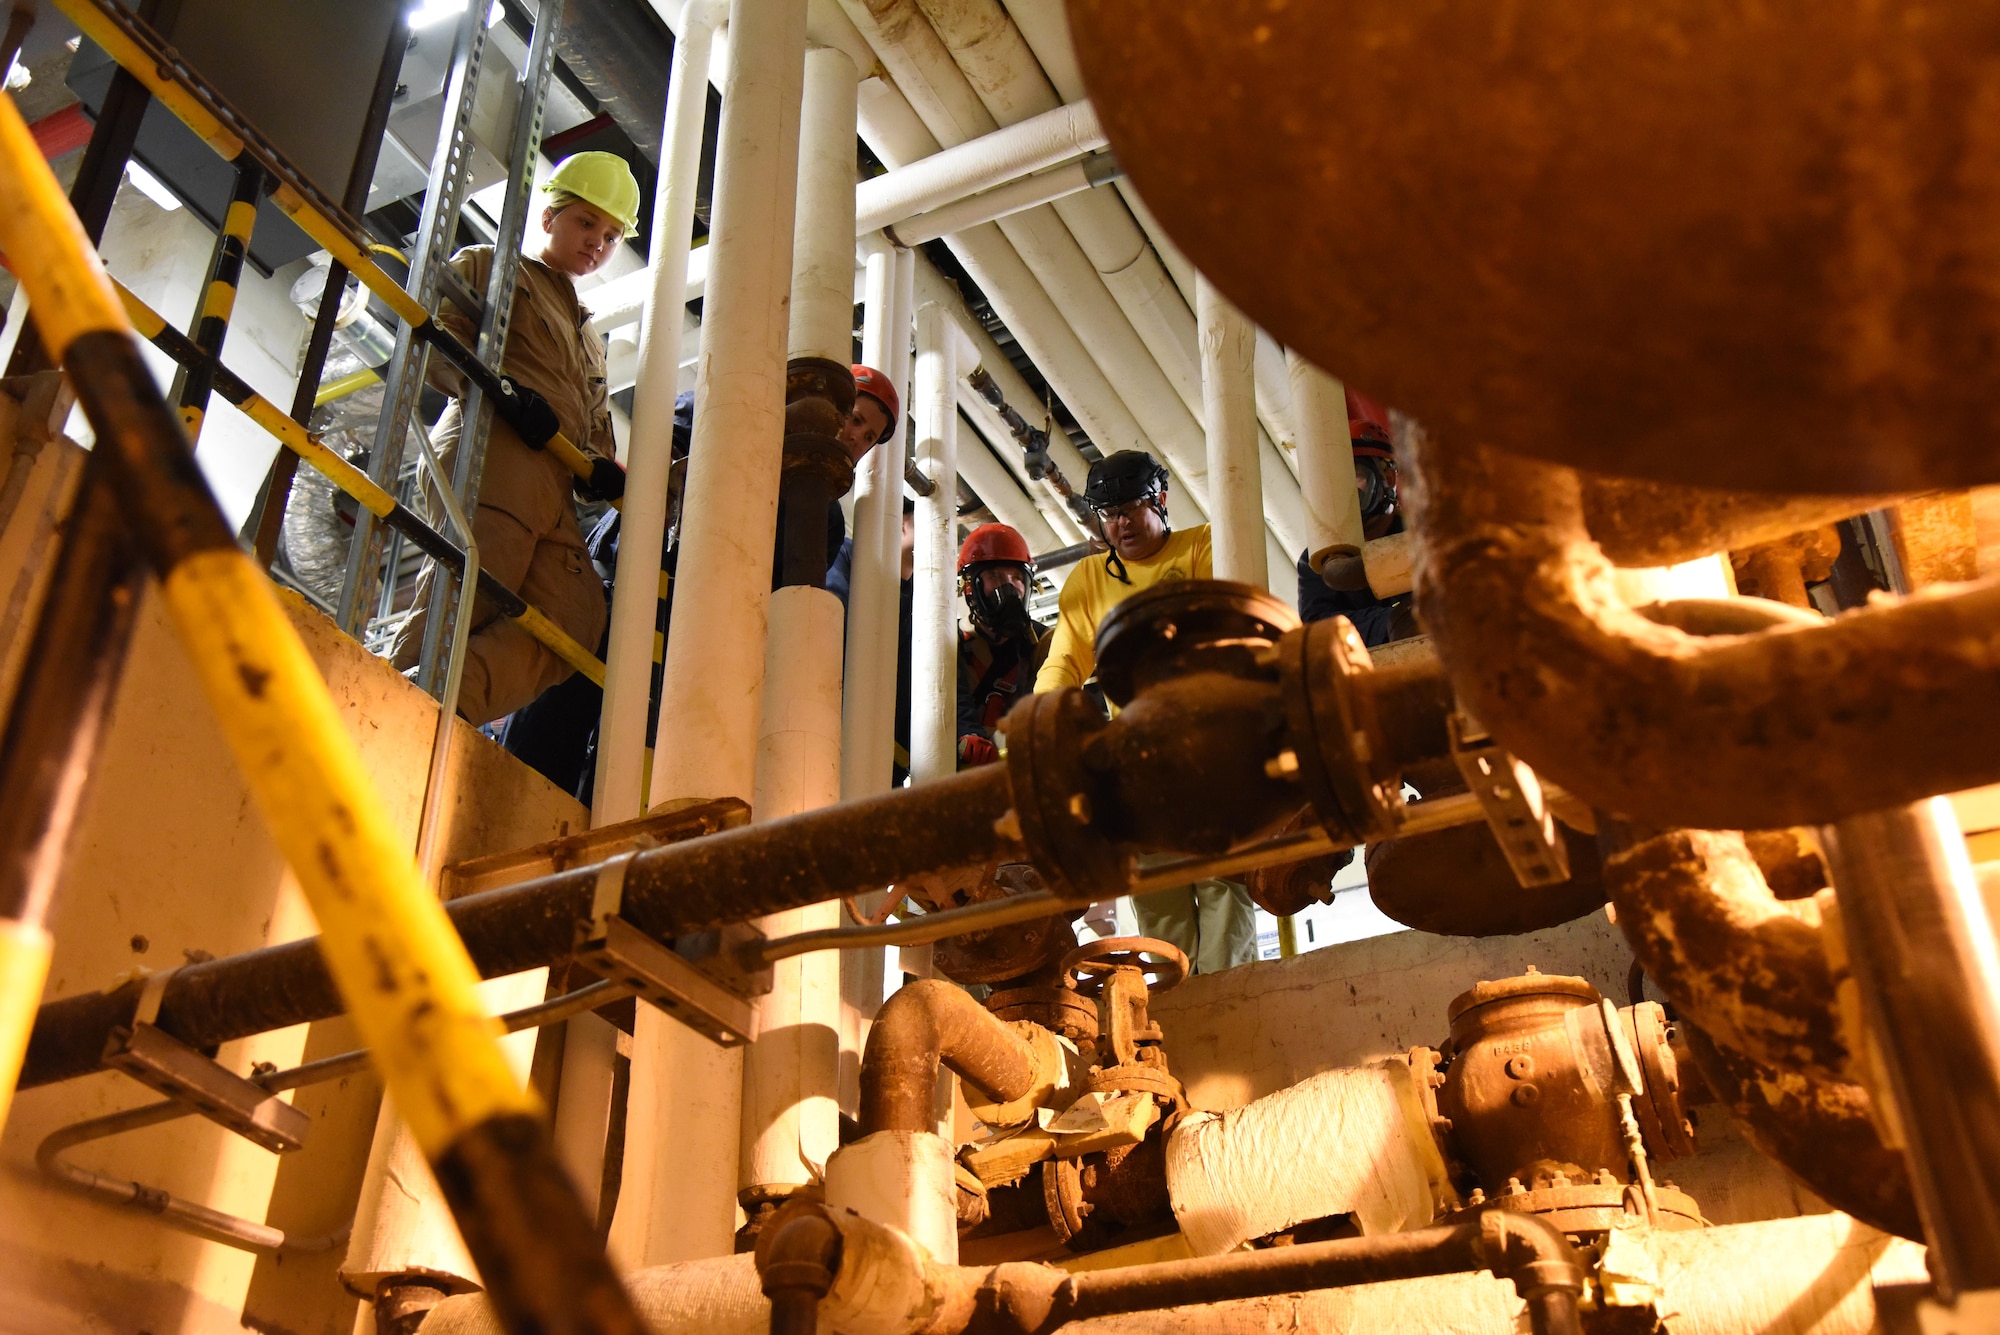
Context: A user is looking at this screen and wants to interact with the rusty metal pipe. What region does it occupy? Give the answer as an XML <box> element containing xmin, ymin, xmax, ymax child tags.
<box><xmin>858</xmin><ymin>978</ymin><xmax>1039</xmax><ymax>1135</ymax></box>
<box><xmin>1680</xmin><ymin>1023</ymin><xmax>1919</xmax><ymax>1242</ymax></box>
<box><xmin>21</xmin><ymin>765</ymin><xmax>1018</xmax><ymax>1089</ymax></box>
<box><xmin>954</xmin><ymin>1213</ymin><xmax>1585</xmax><ymax>1335</ymax></box>
<box><xmin>756</xmin><ymin>1206</ymin><xmax>841</xmax><ymax>1335</ymax></box>
<box><xmin>1580</xmin><ymin>473</ymin><xmax>1883</xmax><ymax>569</ymax></box>
<box><xmin>1408</xmin><ymin>438</ymin><xmax>2000</xmax><ymax>829</ymax></box>
<box><xmin>1606</xmin><ymin>829</ymin><xmax>1850</xmax><ymax>1084</ymax></box>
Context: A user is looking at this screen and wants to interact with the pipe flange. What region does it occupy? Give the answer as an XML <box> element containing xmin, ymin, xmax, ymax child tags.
<box><xmin>780</xmin><ymin>431</ymin><xmax>857</xmax><ymax>498</ymax></box>
<box><xmin>1628</xmin><ymin>1002</ymin><xmax>1698</xmax><ymax>1160</ymax></box>
<box><xmin>785</xmin><ymin>355</ymin><xmax>858</xmax><ymax>417</ymax></box>
<box><xmin>1001</xmin><ymin>689</ymin><xmax>1129</xmax><ymax>904</ymax></box>
<box><xmin>1086</xmin><ymin>1062</ymin><xmax>1185</xmax><ymax>1114</ymax></box>
<box><xmin>1092</xmin><ymin>578</ymin><xmax>1298</xmax><ymax>708</ymax></box>
<box><xmin>1278</xmin><ymin>617</ymin><xmax>1392</xmax><ymax>844</ymax></box>
<box><xmin>986</xmin><ymin>983</ymin><xmax>1099</xmax><ymax>1045</ymax></box>
<box><xmin>1453</xmin><ymin>1179</ymin><xmax>1706</xmax><ymax>1234</ymax></box>
<box><xmin>1042</xmin><ymin>1155</ymin><xmax>1090</xmax><ymax>1243</ymax></box>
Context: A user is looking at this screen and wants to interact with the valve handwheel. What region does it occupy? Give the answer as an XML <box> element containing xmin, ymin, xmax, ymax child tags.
<box><xmin>1060</xmin><ymin>935</ymin><xmax>1189</xmax><ymax>996</ymax></box>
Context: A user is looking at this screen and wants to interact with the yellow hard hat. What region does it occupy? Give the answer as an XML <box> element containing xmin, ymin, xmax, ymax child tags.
<box><xmin>543</xmin><ymin>151</ymin><xmax>641</xmax><ymax>233</ymax></box>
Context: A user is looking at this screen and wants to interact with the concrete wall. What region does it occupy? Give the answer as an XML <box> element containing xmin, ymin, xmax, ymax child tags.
<box><xmin>0</xmin><ymin>480</ymin><xmax>588</xmax><ymax>1335</ymax></box>
<box><xmin>1150</xmin><ymin>910</ymin><xmax>1827</xmax><ymax>1229</ymax></box>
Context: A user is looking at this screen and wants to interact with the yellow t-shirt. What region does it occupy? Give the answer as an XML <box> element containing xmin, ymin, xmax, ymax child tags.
<box><xmin>1035</xmin><ymin>525</ymin><xmax>1213</xmax><ymax>693</ymax></box>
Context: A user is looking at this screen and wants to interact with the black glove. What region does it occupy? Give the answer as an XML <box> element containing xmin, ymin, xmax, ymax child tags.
<box><xmin>496</xmin><ymin>375</ymin><xmax>560</xmax><ymax>449</ymax></box>
<box><xmin>576</xmin><ymin>456</ymin><xmax>626</xmax><ymax>503</ymax></box>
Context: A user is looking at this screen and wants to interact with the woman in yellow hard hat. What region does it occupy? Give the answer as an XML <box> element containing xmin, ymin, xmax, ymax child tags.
<box><xmin>393</xmin><ymin>150</ymin><xmax>640</xmax><ymax>724</ymax></box>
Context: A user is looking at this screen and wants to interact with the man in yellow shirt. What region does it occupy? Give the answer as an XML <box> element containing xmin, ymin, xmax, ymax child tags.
<box><xmin>1033</xmin><ymin>451</ymin><xmax>1254</xmax><ymax>975</ymax></box>
<box><xmin>1035</xmin><ymin>452</ymin><xmax>1213</xmax><ymax>693</ymax></box>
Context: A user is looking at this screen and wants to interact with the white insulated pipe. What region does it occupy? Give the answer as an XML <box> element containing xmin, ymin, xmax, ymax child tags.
<box><xmin>910</xmin><ymin>302</ymin><xmax>961</xmax><ymax>786</ymax></box>
<box><xmin>649</xmin><ymin>0</ymin><xmax>809</xmax><ymax>811</ymax></box>
<box><xmin>1198</xmin><ymin>275</ymin><xmax>1265</xmax><ymax>589</ymax></box>
<box><xmin>856</xmin><ymin>98</ymin><xmax>1104</xmax><ymax>233</ymax></box>
<box><xmin>909</xmin><ymin>252</ymin><xmax>1089</xmax><ymax>542</ymax></box>
<box><xmin>789</xmin><ymin>46</ymin><xmax>862</xmax><ymax>361</ymax></box>
<box><xmin>737</xmin><ymin>38</ymin><xmax>863</xmax><ymax>1203</ymax></box>
<box><xmin>594</xmin><ymin>0</ymin><xmax>719</xmax><ymax>826</ymax></box>
<box><xmin>870</xmin><ymin>249</ymin><xmax>917</xmax><ymax>785</ymax></box>
<box><xmin>887</xmin><ymin>153</ymin><xmax>1116</xmax><ymax>247</ymax></box>
<box><xmin>742</xmin><ymin>587</ymin><xmax>847</xmax><ymax>1195</ymax></box>
<box><xmin>909</xmin><ymin>0</ymin><xmax>1308</xmax><ymax>560</ymax></box>
<box><xmin>1288</xmin><ymin>350</ymin><xmax>1366</xmax><ymax>572</ymax></box>
<box><xmin>840</xmin><ymin>248</ymin><xmax>904</xmax><ymax>802</ymax></box>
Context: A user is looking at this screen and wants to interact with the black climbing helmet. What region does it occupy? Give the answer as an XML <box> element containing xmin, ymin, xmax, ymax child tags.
<box><xmin>1084</xmin><ymin>451</ymin><xmax>1170</xmax><ymax>514</ymax></box>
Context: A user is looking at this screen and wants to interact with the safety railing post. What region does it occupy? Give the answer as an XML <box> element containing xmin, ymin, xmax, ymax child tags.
<box><xmin>170</xmin><ymin>158</ymin><xmax>263</xmax><ymax>444</ymax></box>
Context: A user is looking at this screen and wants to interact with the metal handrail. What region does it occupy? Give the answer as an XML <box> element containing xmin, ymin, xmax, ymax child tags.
<box><xmin>110</xmin><ymin>278</ymin><xmax>607</xmax><ymax>687</ymax></box>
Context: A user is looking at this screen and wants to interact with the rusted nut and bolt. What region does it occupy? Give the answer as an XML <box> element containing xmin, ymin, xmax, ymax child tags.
<box><xmin>1511</xmin><ymin>1083</ymin><xmax>1541</xmax><ymax>1106</ymax></box>
<box><xmin>1505</xmin><ymin>1055</ymin><xmax>1535</xmax><ymax>1079</ymax></box>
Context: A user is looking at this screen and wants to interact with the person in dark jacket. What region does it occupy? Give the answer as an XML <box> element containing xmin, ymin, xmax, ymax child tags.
<box><xmin>1296</xmin><ymin>419</ymin><xmax>1418</xmax><ymax>647</ymax></box>
<box><xmin>953</xmin><ymin>523</ymin><xmax>1047</xmax><ymax>768</ymax></box>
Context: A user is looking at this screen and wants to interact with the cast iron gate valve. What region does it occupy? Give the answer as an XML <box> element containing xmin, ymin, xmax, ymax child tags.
<box><xmin>1000</xmin><ymin>579</ymin><xmax>1462</xmax><ymax>906</ymax></box>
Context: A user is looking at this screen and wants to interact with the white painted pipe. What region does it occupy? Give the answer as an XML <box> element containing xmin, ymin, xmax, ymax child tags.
<box><xmin>908</xmin><ymin>0</ymin><xmax>1310</xmax><ymax>562</ymax></box>
<box><xmin>908</xmin><ymin>251</ymin><xmax>1089</xmax><ymax>542</ymax></box>
<box><xmin>1253</xmin><ymin>330</ymin><xmax>1297</xmax><ymax>460</ymax></box>
<box><xmin>743</xmin><ymin>587</ymin><xmax>846</xmax><ymax>1195</ymax></box>
<box><xmin>789</xmin><ymin>46</ymin><xmax>861</xmax><ymax>361</ymax></box>
<box><xmin>841</xmin><ymin>248</ymin><xmax>902</xmax><ymax>802</ymax></box>
<box><xmin>910</xmin><ymin>302</ymin><xmax>961</xmax><ymax>786</ymax></box>
<box><xmin>650</xmin><ymin>0</ymin><xmax>809</xmax><ymax>811</ymax></box>
<box><xmin>613</xmin><ymin>0</ymin><xmax>806</xmax><ymax>1266</ymax></box>
<box><xmin>868</xmin><ymin>247</ymin><xmax>917</xmax><ymax>791</ymax></box>
<box><xmin>1364</xmin><ymin>531</ymin><xmax>1414</xmax><ymax>599</ymax></box>
<box><xmin>593</xmin><ymin>0</ymin><xmax>719</xmax><ymax>826</ymax></box>
<box><xmin>953</xmin><ymin>411</ymin><xmax>1061</xmax><ymax>549</ymax></box>
<box><xmin>1198</xmin><ymin>274</ymin><xmax>1265</xmax><ymax>590</ymax></box>
<box><xmin>1288</xmin><ymin>349</ymin><xmax>1366</xmax><ymax>571</ymax></box>
<box><xmin>856</xmin><ymin>98</ymin><xmax>1104</xmax><ymax>232</ymax></box>
<box><xmin>887</xmin><ymin>152</ymin><xmax>1116</xmax><ymax>247</ymax></box>
<box><xmin>845</xmin><ymin>0</ymin><xmax>1228</xmax><ymax>542</ymax></box>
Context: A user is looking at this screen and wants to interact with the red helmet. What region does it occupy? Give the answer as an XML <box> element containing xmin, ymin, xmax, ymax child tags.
<box><xmin>957</xmin><ymin>522</ymin><xmax>1033</xmax><ymax>575</ymax></box>
<box><xmin>851</xmin><ymin>364</ymin><xmax>899</xmax><ymax>442</ymax></box>
<box><xmin>1349</xmin><ymin>418</ymin><xmax>1394</xmax><ymax>461</ymax></box>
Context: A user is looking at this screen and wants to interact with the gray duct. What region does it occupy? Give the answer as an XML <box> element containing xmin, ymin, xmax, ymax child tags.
<box><xmin>553</xmin><ymin>0</ymin><xmax>676</xmax><ymax>165</ymax></box>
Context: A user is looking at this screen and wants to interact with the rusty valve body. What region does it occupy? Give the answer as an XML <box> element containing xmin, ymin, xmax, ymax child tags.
<box><xmin>1438</xmin><ymin>971</ymin><xmax>1695</xmax><ymax>1205</ymax></box>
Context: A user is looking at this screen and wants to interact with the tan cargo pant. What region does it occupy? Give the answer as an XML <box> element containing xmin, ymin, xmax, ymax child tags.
<box><xmin>391</xmin><ymin>420</ymin><xmax>606</xmax><ymax>726</ymax></box>
<box><xmin>1132</xmin><ymin>878</ymin><xmax>1259</xmax><ymax>976</ymax></box>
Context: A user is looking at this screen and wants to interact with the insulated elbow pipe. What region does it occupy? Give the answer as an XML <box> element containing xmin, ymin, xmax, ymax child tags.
<box><xmin>859</xmin><ymin>979</ymin><xmax>1040</xmax><ymax>1134</ymax></box>
<box><xmin>1579</xmin><ymin>473</ymin><xmax>1886</xmax><ymax>569</ymax></box>
<box><xmin>1407</xmin><ymin>438</ymin><xmax>2000</xmax><ymax>830</ymax></box>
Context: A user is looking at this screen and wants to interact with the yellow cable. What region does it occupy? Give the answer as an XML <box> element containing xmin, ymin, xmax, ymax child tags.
<box><xmin>161</xmin><ymin>552</ymin><xmax>539</xmax><ymax>1153</ymax></box>
<box><xmin>314</xmin><ymin>366</ymin><xmax>381</xmax><ymax>408</ymax></box>
<box><xmin>0</xmin><ymin>90</ymin><xmax>128</xmax><ymax>355</ymax></box>
<box><xmin>0</xmin><ymin>920</ymin><xmax>52</xmax><ymax>1133</ymax></box>
<box><xmin>0</xmin><ymin>88</ymin><xmax>537</xmax><ymax>1155</ymax></box>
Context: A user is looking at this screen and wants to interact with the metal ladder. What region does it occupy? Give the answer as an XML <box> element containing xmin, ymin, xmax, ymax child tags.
<box><xmin>336</xmin><ymin>0</ymin><xmax>561</xmax><ymax>697</ymax></box>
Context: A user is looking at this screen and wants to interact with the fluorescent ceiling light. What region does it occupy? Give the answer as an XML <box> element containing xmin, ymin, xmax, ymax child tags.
<box><xmin>407</xmin><ymin>0</ymin><xmax>466</xmax><ymax>30</ymax></box>
<box><xmin>124</xmin><ymin>161</ymin><xmax>181</xmax><ymax>212</ymax></box>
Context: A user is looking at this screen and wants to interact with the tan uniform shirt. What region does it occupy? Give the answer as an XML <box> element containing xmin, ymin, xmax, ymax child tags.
<box><xmin>429</xmin><ymin>246</ymin><xmax>614</xmax><ymax>530</ymax></box>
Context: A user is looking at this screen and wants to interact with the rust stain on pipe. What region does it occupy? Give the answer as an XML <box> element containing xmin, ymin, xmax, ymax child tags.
<box><xmin>858</xmin><ymin>979</ymin><xmax>1040</xmax><ymax>1135</ymax></box>
<box><xmin>1606</xmin><ymin>830</ymin><xmax>1849</xmax><ymax>1084</ymax></box>
<box><xmin>1407</xmin><ymin>438</ymin><xmax>2000</xmax><ymax>830</ymax></box>
<box><xmin>1582</xmin><ymin>474</ymin><xmax>1879</xmax><ymax>570</ymax></box>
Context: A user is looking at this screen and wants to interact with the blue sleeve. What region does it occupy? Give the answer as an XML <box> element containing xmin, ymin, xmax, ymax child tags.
<box><xmin>825</xmin><ymin>538</ymin><xmax>855</xmax><ymax>609</ymax></box>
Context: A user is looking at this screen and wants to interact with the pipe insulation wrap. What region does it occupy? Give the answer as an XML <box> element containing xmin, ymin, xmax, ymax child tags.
<box><xmin>743</xmin><ymin>587</ymin><xmax>848</xmax><ymax>1194</ymax></box>
<box><xmin>826</xmin><ymin>1129</ymin><xmax>961</xmax><ymax>1265</ymax></box>
<box><xmin>854</xmin><ymin>99</ymin><xmax>1105</xmax><ymax>232</ymax></box>
<box><xmin>1165</xmin><ymin>1065</ymin><xmax>1446</xmax><ymax>1256</ymax></box>
<box><xmin>426</xmin><ymin>1206</ymin><xmax>938</xmax><ymax>1335</ymax></box>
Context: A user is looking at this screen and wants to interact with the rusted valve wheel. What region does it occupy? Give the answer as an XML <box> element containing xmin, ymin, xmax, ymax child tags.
<box><xmin>1060</xmin><ymin>935</ymin><xmax>1189</xmax><ymax>997</ymax></box>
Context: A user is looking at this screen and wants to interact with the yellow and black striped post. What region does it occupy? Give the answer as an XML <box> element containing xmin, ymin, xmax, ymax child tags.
<box><xmin>173</xmin><ymin>160</ymin><xmax>261</xmax><ymax>441</ymax></box>
<box><xmin>0</xmin><ymin>88</ymin><xmax>642</xmax><ymax>1335</ymax></box>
